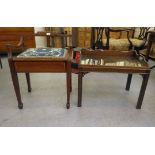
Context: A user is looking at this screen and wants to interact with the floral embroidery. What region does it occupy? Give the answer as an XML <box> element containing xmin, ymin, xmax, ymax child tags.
<box><xmin>18</xmin><ymin>48</ymin><xmax>66</xmax><ymax>58</ymax></box>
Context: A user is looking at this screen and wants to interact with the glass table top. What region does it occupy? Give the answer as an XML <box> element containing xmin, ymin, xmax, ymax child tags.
<box><xmin>80</xmin><ymin>57</ymin><xmax>143</xmax><ymax>67</ymax></box>
<box><xmin>79</xmin><ymin>50</ymin><xmax>148</xmax><ymax>68</ymax></box>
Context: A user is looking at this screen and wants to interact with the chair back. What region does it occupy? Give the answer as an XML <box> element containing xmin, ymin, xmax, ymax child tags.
<box><xmin>91</xmin><ymin>27</ymin><xmax>107</xmax><ymax>49</ymax></box>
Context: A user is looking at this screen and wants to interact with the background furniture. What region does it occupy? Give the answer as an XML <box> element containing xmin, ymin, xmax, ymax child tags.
<box><xmin>91</xmin><ymin>27</ymin><xmax>106</xmax><ymax>49</ymax></box>
<box><xmin>91</xmin><ymin>27</ymin><xmax>134</xmax><ymax>50</ymax></box>
<box><xmin>71</xmin><ymin>27</ymin><xmax>92</xmax><ymax>48</ymax></box>
<box><xmin>145</xmin><ymin>31</ymin><xmax>155</xmax><ymax>69</ymax></box>
<box><xmin>147</xmin><ymin>31</ymin><xmax>155</xmax><ymax>60</ymax></box>
<box><xmin>44</xmin><ymin>27</ymin><xmax>72</xmax><ymax>48</ymax></box>
<box><xmin>130</xmin><ymin>27</ymin><xmax>154</xmax><ymax>59</ymax></box>
<box><xmin>78</xmin><ymin>49</ymin><xmax>150</xmax><ymax>109</ymax></box>
<box><xmin>35</xmin><ymin>31</ymin><xmax>72</xmax><ymax>48</ymax></box>
<box><xmin>104</xmin><ymin>27</ymin><xmax>134</xmax><ymax>50</ymax></box>
<box><xmin>0</xmin><ymin>27</ymin><xmax>35</xmax><ymax>53</ymax></box>
<box><xmin>7</xmin><ymin>33</ymin><xmax>72</xmax><ymax>109</ymax></box>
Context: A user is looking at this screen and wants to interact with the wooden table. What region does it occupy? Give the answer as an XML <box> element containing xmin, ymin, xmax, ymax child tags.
<box><xmin>77</xmin><ymin>49</ymin><xmax>151</xmax><ymax>109</ymax></box>
<box><xmin>7</xmin><ymin>46</ymin><xmax>72</xmax><ymax>109</ymax></box>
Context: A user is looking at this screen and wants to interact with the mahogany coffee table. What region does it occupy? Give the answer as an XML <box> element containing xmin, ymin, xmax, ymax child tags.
<box><xmin>78</xmin><ymin>49</ymin><xmax>151</xmax><ymax>109</ymax></box>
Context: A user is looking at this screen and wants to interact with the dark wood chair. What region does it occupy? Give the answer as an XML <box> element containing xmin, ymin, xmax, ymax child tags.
<box><xmin>91</xmin><ymin>27</ymin><xmax>134</xmax><ymax>50</ymax></box>
<box><xmin>130</xmin><ymin>27</ymin><xmax>152</xmax><ymax>54</ymax></box>
<box><xmin>133</xmin><ymin>28</ymin><xmax>155</xmax><ymax>61</ymax></box>
<box><xmin>91</xmin><ymin>27</ymin><xmax>107</xmax><ymax>49</ymax></box>
<box><xmin>145</xmin><ymin>30</ymin><xmax>155</xmax><ymax>69</ymax></box>
<box><xmin>105</xmin><ymin>27</ymin><xmax>134</xmax><ymax>50</ymax></box>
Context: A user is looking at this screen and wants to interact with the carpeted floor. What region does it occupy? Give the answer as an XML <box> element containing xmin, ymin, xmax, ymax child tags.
<box><xmin>0</xmin><ymin>56</ymin><xmax>155</xmax><ymax>126</ymax></box>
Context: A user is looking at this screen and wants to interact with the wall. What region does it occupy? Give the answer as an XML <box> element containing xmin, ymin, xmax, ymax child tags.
<box><xmin>34</xmin><ymin>27</ymin><xmax>47</xmax><ymax>47</ymax></box>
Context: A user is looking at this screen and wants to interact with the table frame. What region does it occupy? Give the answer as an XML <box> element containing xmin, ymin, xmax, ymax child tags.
<box><xmin>77</xmin><ymin>49</ymin><xmax>151</xmax><ymax>109</ymax></box>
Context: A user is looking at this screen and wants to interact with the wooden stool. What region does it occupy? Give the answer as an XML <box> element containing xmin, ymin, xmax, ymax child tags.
<box><xmin>7</xmin><ymin>43</ymin><xmax>72</xmax><ymax>109</ymax></box>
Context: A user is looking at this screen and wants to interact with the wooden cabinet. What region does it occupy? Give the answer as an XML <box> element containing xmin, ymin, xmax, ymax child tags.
<box><xmin>70</xmin><ymin>27</ymin><xmax>92</xmax><ymax>48</ymax></box>
<box><xmin>77</xmin><ymin>27</ymin><xmax>91</xmax><ymax>48</ymax></box>
<box><xmin>0</xmin><ymin>27</ymin><xmax>35</xmax><ymax>53</ymax></box>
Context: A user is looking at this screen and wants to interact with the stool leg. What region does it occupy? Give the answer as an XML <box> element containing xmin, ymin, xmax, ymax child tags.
<box><xmin>136</xmin><ymin>74</ymin><xmax>150</xmax><ymax>109</ymax></box>
<box><xmin>78</xmin><ymin>72</ymin><xmax>83</xmax><ymax>107</ymax></box>
<box><xmin>126</xmin><ymin>74</ymin><xmax>132</xmax><ymax>91</ymax></box>
<box><xmin>8</xmin><ymin>59</ymin><xmax>23</xmax><ymax>109</ymax></box>
<box><xmin>25</xmin><ymin>73</ymin><xmax>32</xmax><ymax>92</ymax></box>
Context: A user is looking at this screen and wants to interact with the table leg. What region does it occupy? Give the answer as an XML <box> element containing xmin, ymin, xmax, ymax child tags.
<box><xmin>25</xmin><ymin>73</ymin><xmax>32</xmax><ymax>92</ymax></box>
<box><xmin>125</xmin><ymin>74</ymin><xmax>132</xmax><ymax>91</ymax></box>
<box><xmin>8</xmin><ymin>59</ymin><xmax>23</xmax><ymax>109</ymax></box>
<box><xmin>66</xmin><ymin>62</ymin><xmax>71</xmax><ymax>109</ymax></box>
<box><xmin>70</xmin><ymin>72</ymin><xmax>72</xmax><ymax>92</ymax></box>
<box><xmin>78</xmin><ymin>72</ymin><xmax>83</xmax><ymax>107</ymax></box>
<box><xmin>136</xmin><ymin>74</ymin><xmax>150</xmax><ymax>109</ymax></box>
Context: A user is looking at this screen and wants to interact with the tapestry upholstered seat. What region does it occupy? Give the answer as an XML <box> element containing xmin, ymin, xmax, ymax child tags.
<box><xmin>17</xmin><ymin>47</ymin><xmax>67</xmax><ymax>58</ymax></box>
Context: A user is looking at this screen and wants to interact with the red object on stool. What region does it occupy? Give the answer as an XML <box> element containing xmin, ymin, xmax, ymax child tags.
<box><xmin>71</xmin><ymin>51</ymin><xmax>80</xmax><ymax>74</ymax></box>
<box><xmin>75</xmin><ymin>51</ymin><xmax>80</xmax><ymax>63</ymax></box>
